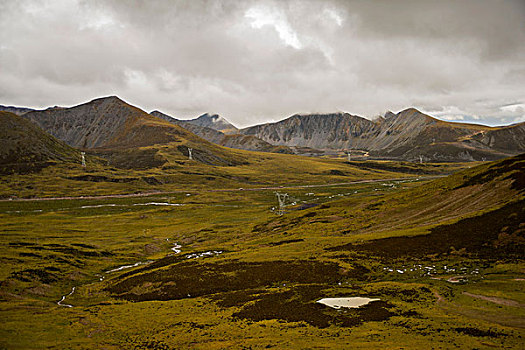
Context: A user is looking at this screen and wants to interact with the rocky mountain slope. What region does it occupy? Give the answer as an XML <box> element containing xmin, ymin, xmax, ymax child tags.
<box><xmin>151</xmin><ymin>111</ymin><xmax>292</xmax><ymax>154</ymax></box>
<box><xmin>0</xmin><ymin>111</ymin><xmax>80</xmax><ymax>174</ymax></box>
<box><xmin>241</xmin><ymin>112</ymin><xmax>376</xmax><ymax>150</ymax></box>
<box><xmin>241</xmin><ymin>108</ymin><xmax>525</xmax><ymax>161</ymax></box>
<box><xmin>10</xmin><ymin>96</ymin><xmax>524</xmax><ymax>161</ymax></box>
<box><xmin>21</xmin><ymin>96</ymin><xmax>253</xmax><ymax>168</ymax></box>
<box><xmin>22</xmin><ymin>96</ymin><xmax>213</xmax><ymax>150</ymax></box>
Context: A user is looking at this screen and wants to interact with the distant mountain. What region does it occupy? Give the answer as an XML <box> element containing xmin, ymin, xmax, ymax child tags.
<box><xmin>240</xmin><ymin>108</ymin><xmax>525</xmax><ymax>161</ymax></box>
<box><xmin>0</xmin><ymin>111</ymin><xmax>80</xmax><ymax>174</ymax></box>
<box><xmin>21</xmin><ymin>96</ymin><xmax>252</xmax><ymax>168</ymax></box>
<box><xmin>22</xmin><ymin>96</ymin><xmax>208</xmax><ymax>150</ymax></box>
<box><xmin>0</xmin><ymin>105</ymin><xmax>35</xmax><ymax>116</ymax></box>
<box><xmin>151</xmin><ymin>110</ymin><xmax>292</xmax><ymax>154</ymax></box>
<box><xmin>371</xmin><ymin>109</ymin><xmax>524</xmax><ymax>161</ymax></box>
<box><xmin>183</xmin><ymin>113</ymin><xmax>238</xmax><ymax>134</ymax></box>
<box><xmin>241</xmin><ymin>112</ymin><xmax>376</xmax><ymax>149</ymax></box>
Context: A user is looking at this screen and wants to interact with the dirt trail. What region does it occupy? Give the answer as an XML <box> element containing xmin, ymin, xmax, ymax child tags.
<box><xmin>433</xmin><ymin>290</ymin><xmax>446</xmax><ymax>303</ymax></box>
<box><xmin>463</xmin><ymin>292</ymin><xmax>525</xmax><ymax>308</ymax></box>
<box><xmin>0</xmin><ymin>176</ymin><xmax>441</xmax><ymax>202</ymax></box>
<box><xmin>433</xmin><ymin>289</ymin><xmax>525</xmax><ymax>328</ymax></box>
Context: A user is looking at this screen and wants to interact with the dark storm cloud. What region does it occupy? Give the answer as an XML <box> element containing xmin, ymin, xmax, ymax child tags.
<box><xmin>0</xmin><ymin>0</ymin><xmax>523</xmax><ymax>127</ymax></box>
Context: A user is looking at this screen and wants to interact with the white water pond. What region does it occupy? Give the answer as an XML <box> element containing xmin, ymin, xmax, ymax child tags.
<box><xmin>316</xmin><ymin>297</ymin><xmax>380</xmax><ymax>309</ymax></box>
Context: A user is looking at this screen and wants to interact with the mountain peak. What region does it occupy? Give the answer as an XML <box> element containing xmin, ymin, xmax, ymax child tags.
<box><xmin>150</xmin><ymin>110</ymin><xmax>177</xmax><ymax>120</ymax></box>
<box><xmin>186</xmin><ymin>113</ymin><xmax>238</xmax><ymax>133</ymax></box>
<box><xmin>398</xmin><ymin>107</ymin><xmax>423</xmax><ymax>114</ymax></box>
<box><xmin>393</xmin><ymin>108</ymin><xmax>438</xmax><ymax>122</ymax></box>
<box><xmin>384</xmin><ymin>111</ymin><xmax>397</xmax><ymax>119</ymax></box>
<box><xmin>89</xmin><ymin>95</ymin><xmax>128</xmax><ymax>106</ymax></box>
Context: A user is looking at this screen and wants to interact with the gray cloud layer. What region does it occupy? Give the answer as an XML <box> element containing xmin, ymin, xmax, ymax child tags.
<box><xmin>1</xmin><ymin>0</ymin><xmax>524</xmax><ymax>127</ymax></box>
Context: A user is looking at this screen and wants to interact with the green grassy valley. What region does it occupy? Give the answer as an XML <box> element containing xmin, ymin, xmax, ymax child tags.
<box><xmin>1</xmin><ymin>152</ymin><xmax>523</xmax><ymax>349</ymax></box>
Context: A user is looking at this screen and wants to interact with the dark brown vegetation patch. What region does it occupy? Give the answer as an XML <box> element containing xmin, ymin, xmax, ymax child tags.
<box><xmin>11</xmin><ymin>268</ymin><xmax>59</xmax><ymax>284</ymax></box>
<box><xmin>328</xmin><ymin>200</ymin><xmax>524</xmax><ymax>260</ymax></box>
<box><xmin>232</xmin><ymin>285</ymin><xmax>395</xmax><ymax>328</ymax></box>
<box><xmin>93</xmin><ymin>148</ymin><xmax>167</xmax><ymax>169</ymax></box>
<box><xmin>346</xmin><ymin>160</ymin><xmax>444</xmax><ymax>175</ymax></box>
<box><xmin>455</xmin><ymin>327</ymin><xmax>506</xmax><ymax>338</ymax></box>
<box><xmin>268</xmin><ymin>239</ymin><xmax>305</xmax><ymax>246</ymax></box>
<box><xmin>106</xmin><ymin>260</ymin><xmax>364</xmax><ymax>302</ymax></box>
<box><xmin>66</xmin><ymin>175</ymin><xmax>135</xmax><ymax>183</ymax></box>
<box><xmin>456</xmin><ymin>153</ymin><xmax>524</xmax><ymax>191</ymax></box>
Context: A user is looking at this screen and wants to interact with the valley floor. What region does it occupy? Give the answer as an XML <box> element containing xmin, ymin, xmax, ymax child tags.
<box><xmin>0</xmin><ymin>158</ymin><xmax>523</xmax><ymax>349</ymax></box>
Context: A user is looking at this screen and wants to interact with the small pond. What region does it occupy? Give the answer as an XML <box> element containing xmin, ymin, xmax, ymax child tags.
<box><xmin>316</xmin><ymin>297</ymin><xmax>380</xmax><ymax>309</ymax></box>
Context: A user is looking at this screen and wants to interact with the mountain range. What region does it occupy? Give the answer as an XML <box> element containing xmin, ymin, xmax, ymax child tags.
<box><xmin>150</xmin><ymin>110</ymin><xmax>292</xmax><ymax>154</ymax></box>
<box><xmin>1</xmin><ymin>97</ymin><xmax>523</xmax><ymax>163</ymax></box>
<box><xmin>240</xmin><ymin>108</ymin><xmax>525</xmax><ymax>161</ymax></box>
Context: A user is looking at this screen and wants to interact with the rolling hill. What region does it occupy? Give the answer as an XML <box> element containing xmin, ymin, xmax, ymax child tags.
<box><xmin>257</xmin><ymin>153</ymin><xmax>524</xmax><ymax>253</ymax></box>
<box><xmin>0</xmin><ymin>111</ymin><xmax>82</xmax><ymax>174</ymax></box>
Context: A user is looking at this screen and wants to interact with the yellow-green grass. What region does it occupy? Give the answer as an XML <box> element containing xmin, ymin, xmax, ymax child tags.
<box><xmin>0</xmin><ymin>140</ymin><xmax>474</xmax><ymax>199</ymax></box>
<box><xmin>0</xmin><ymin>156</ymin><xmax>523</xmax><ymax>349</ymax></box>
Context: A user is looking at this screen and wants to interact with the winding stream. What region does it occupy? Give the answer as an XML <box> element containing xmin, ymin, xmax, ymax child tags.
<box><xmin>57</xmin><ymin>286</ymin><xmax>76</xmax><ymax>308</ymax></box>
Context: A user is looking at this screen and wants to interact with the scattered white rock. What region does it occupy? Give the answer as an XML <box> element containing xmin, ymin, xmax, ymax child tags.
<box><xmin>186</xmin><ymin>250</ymin><xmax>222</xmax><ymax>259</ymax></box>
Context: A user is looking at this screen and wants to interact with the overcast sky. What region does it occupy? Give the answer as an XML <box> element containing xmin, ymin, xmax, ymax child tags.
<box><xmin>1</xmin><ymin>0</ymin><xmax>524</xmax><ymax>127</ymax></box>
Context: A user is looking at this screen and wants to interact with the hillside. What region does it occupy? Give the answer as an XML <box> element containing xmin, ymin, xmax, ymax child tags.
<box><xmin>22</xmin><ymin>96</ymin><xmax>208</xmax><ymax>149</ymax></box>
<box><xmin>151</xmin><ymin>110</ymin><xmax>292</xmax><ymax>154</ymax></box>
<box><xmin>21</xmin><ymin>96</ymin><xmax>257</xmax><ymax>168</ymax></box>
<box><xmin>0</xmin><ymin>111</ymin><xmax>81</xmax><ymax>174</ymax></box>
<box><xmin>259</xmin><ymin>153</ymin><xmax>524</xmax><ymax>249</ymax></box>
<box><xmin>241</xmin><ymin>109</ymin><xmax>524</xmax><ymax>161</ymax></box>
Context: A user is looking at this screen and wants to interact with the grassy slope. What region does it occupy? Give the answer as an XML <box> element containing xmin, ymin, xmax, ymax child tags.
<box><xmin>0</xmin><ymin>142</ymin><xmax>472</xmax><ymax>198</ymax></box>
<box><xmin>0</xmin><ymin>156</ymin><xmax>523</xmax><ymax>349</ymax></box>
<box><xmin>0</xmin><ymin>111</ymin><xmax>84</xmax><ymax>174</ymax></box>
